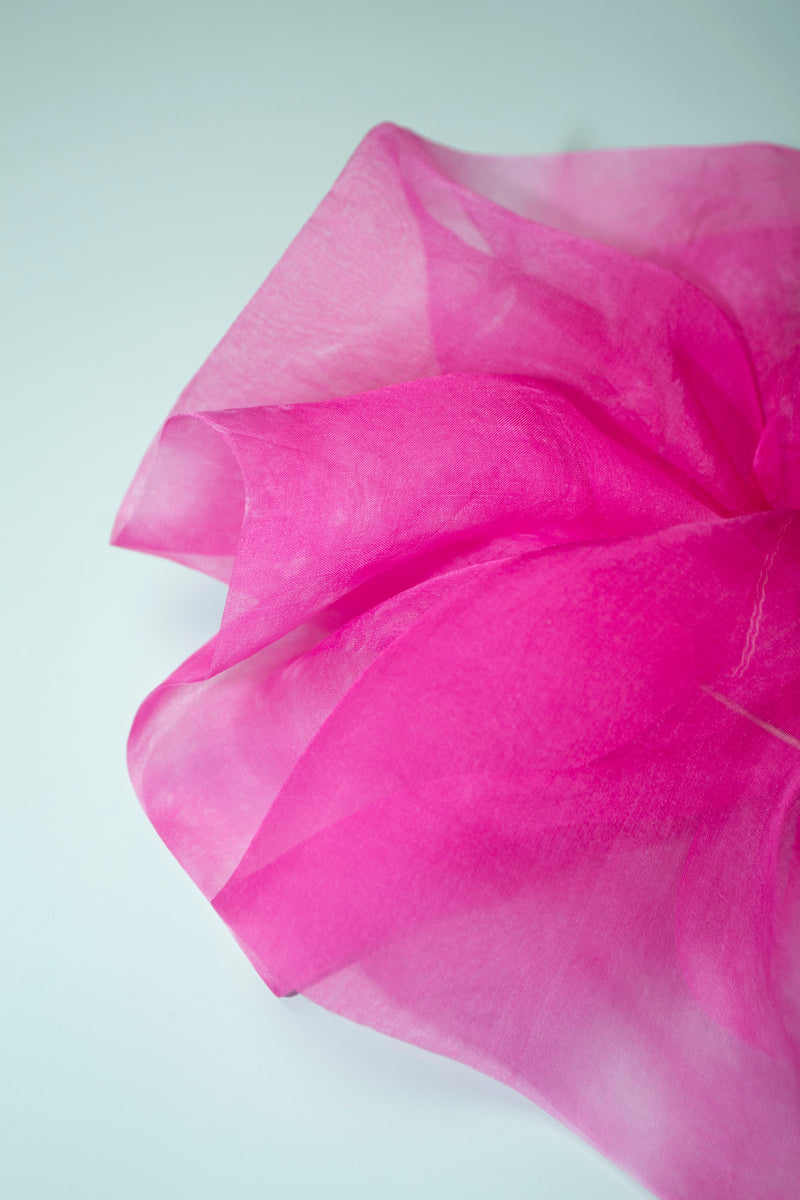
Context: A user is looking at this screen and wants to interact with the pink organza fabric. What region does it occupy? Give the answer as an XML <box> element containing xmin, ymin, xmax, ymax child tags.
<box><xmin>113</xmin><ymin>124</ymin><xmax>800</xmax><ymax>1200</ymax></box>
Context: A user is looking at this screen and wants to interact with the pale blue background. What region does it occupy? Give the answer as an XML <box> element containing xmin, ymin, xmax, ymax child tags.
<box><xmin>2</xmin><ymin>2</ymin><xmax>798</xmax><ymax>1198</ymax></box>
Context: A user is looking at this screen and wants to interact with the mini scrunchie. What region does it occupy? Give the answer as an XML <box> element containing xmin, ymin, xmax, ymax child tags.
<box><xmin>114</xmin><ymin>124</ymin><xmax>800</xmax><ymax>1200</ymax></box>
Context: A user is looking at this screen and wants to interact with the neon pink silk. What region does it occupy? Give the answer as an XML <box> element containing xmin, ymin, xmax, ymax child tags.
<box><xmin>113</xmin><ymin>124</ymin><xmax>800</xmax><ymax>1200</ymax></box>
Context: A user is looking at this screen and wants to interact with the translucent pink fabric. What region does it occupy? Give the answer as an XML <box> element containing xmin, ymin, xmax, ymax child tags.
<box><xmin>113</xmin><ymin>124</ymin><xmax>800</xmax><ymax>1200</ymax></box>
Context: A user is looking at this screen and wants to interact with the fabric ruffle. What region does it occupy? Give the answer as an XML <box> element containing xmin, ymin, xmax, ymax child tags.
<box><xmin>113</xmin><ymin>124</ymin><xmax>800</xmax><ymax>1200</ymax></box>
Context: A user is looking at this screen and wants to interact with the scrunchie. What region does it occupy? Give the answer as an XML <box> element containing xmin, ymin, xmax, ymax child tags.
<box><xmin>113</xmin><ymin>124</ymin><xmax>800</xmax><ymax>1200</ymax></box>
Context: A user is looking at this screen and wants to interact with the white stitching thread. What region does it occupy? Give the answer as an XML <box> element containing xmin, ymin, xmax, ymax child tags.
<box><xmin>732</xmin><ymin>515</ymin><xmax>793</xmax><ymax>679</ymax></box>
<box><xmin>701</xmin><ymin>686</ymin><xmax>800</xmax><ymax>752</ymax></box>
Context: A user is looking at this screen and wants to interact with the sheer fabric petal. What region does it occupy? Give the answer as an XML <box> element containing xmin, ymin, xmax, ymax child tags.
<box><xmin>113</xmin><ymin>124</ymin><xmax>800</xmax><ymax>1200</ymax></box>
